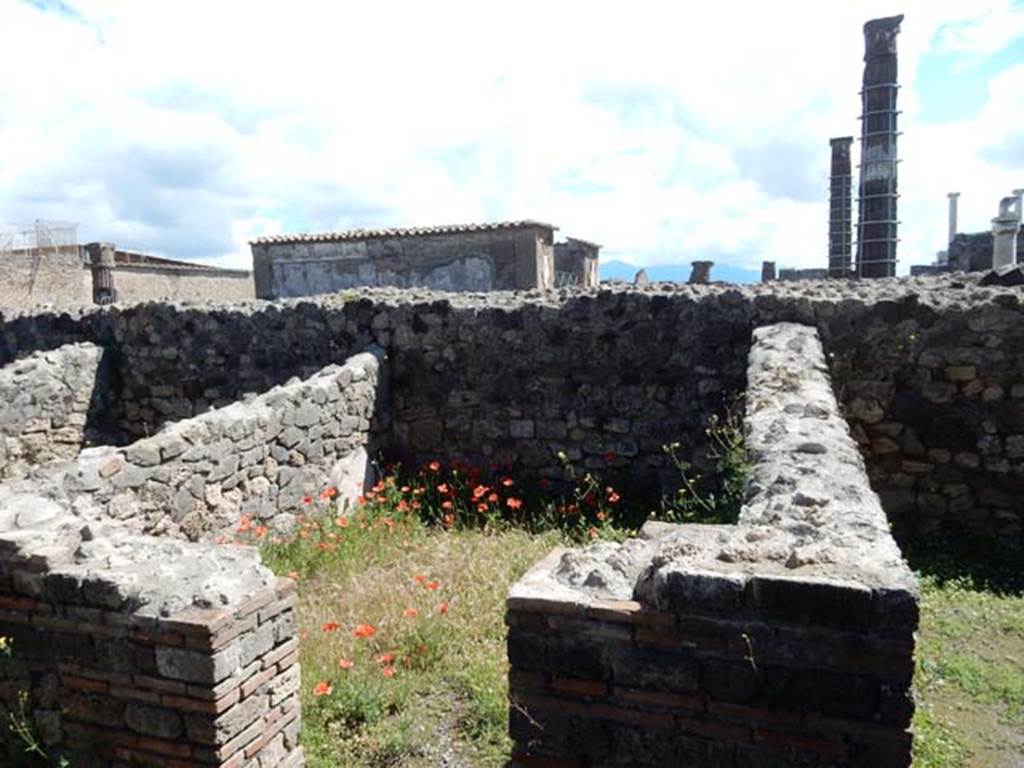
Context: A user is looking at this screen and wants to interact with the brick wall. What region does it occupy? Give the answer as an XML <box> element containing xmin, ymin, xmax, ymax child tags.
<box><xmin>110</xmin><ymin>264</ymin><xmax>254</xmax><ymax>304</ymax></box>
<box><xmin>0</xmin><ymin>250</ymin><xmax>91</xmax><ymax>311</ymax></box>
<box><xmin>0</xmin><ymin>499</ymin><xmax>304</xmax><ymax>767</ymax></box>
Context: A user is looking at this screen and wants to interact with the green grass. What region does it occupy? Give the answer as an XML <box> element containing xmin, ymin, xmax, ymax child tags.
<box><xmin>250</xmin><ymin>484</ymin><xmax>558</xmax><ymax>768</ymax></box>
<box><xmin>246</xmin><ymin>479</ymin><xmax>1024</xmax><ymax>768</ymax></box>
<box><xmin>910</xmin><ymin>538</ymin><xmax>1024</xmax><ymax>768</ymax></box>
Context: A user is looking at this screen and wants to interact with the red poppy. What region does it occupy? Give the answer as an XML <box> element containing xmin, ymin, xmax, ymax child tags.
<box><xmin>354</xmin><ymin>623</ymin><xmax>377</xmax><ymax>639</ymax></box>
<box><xmin>436</xmin><ymin>602</ymin><xmax>449</xmax><ymax>615</ymax></box>
<box><xmin>321</xmin><ymin>487</ymin><xmax>338</xmax><ymax>500</ymax></box>
<box><xmin>302</xmin><ymin>495</ymin><xmax>314</xmax><ymax>505</ymax></box>
<box><xmin>437</xmin><ymin>483</ymin><xmax>450</xmax><ymax>494</ymax></box>
<box><xmin>313</xmin><ymin>681</ymin><xmax>332</xmax><ymax>697</ymax></box>
<box><xmin>403</xmin><ymin>607</ymin><xmax>419</xmax><ymax>618</ymax></box>
<box><xmin>506</xmin><ymin>497</ymin><xmax>523</xmax><ymax>510</ymax></box>
<box><xmin>428</xmin><ymin>461</ymin><xmax>441</xmax><ymax>472</ymax></box>
<box><xmin>338</xmin><ymin>658</ymin><xmax>354</xmax><ymax>670</ymax></box>
<box><xmin>322</xmin><ymin>621</ymin><xmax>340</xmax><ymax>632</ymax></box>
<box><xmin>413</xmin><ymin>574</ymin><xmax>428</xmax><ymax>584</ymax></box>
<box><xmin>376</xmin><ymin>652</ymin><xmax>395</xmax><ymax>664</ymax></box>
<box><xmin>336</xmin><ymin>516</ymin><xmax>349</xmax><ymax>528</ymax></box>
<box><xmin>442</xmin><ymin>513</ymin><xmax>454</xmax><ymax>528</ymax></box>
<box><xmin>424</xmin><ymin>580</ymin><xmax>441</xmax><ymax>591</ymax></box>
<box><xmin>501</xmin><ymin>477</ymin><xmax>514</xmax><ymax>487</ymax></box>
<box><xmin>381</xmin><ymin>666</ymin><xmax>396</xmax><ymax>679</ymax></box>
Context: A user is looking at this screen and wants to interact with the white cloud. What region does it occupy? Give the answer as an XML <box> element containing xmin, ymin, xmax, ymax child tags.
<box><xmin>0</xmin><ymin>0</ymin><xmax>1022</xmax><ymax>275</ymax></box>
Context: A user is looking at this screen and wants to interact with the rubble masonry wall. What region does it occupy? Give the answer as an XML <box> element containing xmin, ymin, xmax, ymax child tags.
<box><xmin>0</xmin><ymin>342</ymin><xmax>110</xmax><ymax>481</ymax></box>
<box><xmin>13</xmin><ymin>348</ymin><xmax>384</xmax><ymax>542</ymax></box>
<box><xmin>1</xmin><ymin>274</ymin><xmax>1021</xmax><ymax>544</ymax></box>
<box><xmin>505</xmin><ymin>323</ymin><xmax>918</xmax><ymax>767</ymax></box>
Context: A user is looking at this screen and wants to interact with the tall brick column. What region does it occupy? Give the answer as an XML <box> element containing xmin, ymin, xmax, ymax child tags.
<box><xmin>828</xmin><ymin>137</ymin><xmax>854</xmax><ymax>278</ymax></box>
<box><xmin>856</xmin><ymin>15</ymin><xmax>903</xmax><ymax>278</ymax></box>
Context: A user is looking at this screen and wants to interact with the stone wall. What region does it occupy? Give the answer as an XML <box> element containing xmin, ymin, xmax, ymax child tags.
<box><xmin>0</xmin><ymin>494</ymin><xmax>303</xmax><ymax>767</ymax></box>
<box><xmin>0</xmin><ymin>249</ymin><xmax>91</xmax><ymax>310</ymax></box>
<box><xmin>946</xmin><ymin>230</ymin><xmax>1024</xmax><ymax>272</ymax></box>
<box><xmin>28</xmin><ymin>349</ymin><xmax>383</xmax><ymax>542</ymax></box>
<box><xmin>109</xmin><ymin>264</ymin><xmax>254</xmax><ymax>304</ymax></box>
<box><xmin>251</xmin><ymin>223</ymin><xmax>556</xmax><ymax>298</ymax></box>
<box><xmin>1</xmin><ymin>274</ymin><xmax>1021</xmax><ymax>545</ymax></box>
<box><xmin>0</xmin><ymin>342</ymin><xmax>111</xmax><ymax>481</ymax></box>
<box><xmin>505</xmin><ymin>323</ymin><xmax>917</xmax><ymax>767</ymax></box>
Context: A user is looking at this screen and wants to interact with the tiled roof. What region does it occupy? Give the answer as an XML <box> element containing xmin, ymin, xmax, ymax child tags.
<box><xmin>250</xmin><ymin>220</ymin><xmax>556</xmax><ymax>246</ymax></box>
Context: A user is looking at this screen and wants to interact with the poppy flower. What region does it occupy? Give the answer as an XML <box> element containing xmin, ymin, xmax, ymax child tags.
<box><xmin>381</xmin><ymin>666</ymin><xmax>396</xmax><ymax>679</ymax></box>
<box><xmin>376</xmin><ymin>652</ymin><xmax>395</xmax><ymax>665</ymax></box>
<box><xmin>472</xmin><ymin>484</ymin><xmax>489</xmax><ymax>499</ymax></box>
<box><xmin>338</xmin><ymin>658</ymin><xmax>354</xmax><ymax>670</ymax></box>
<box><xmin>441</xmin><ymin>500</ymin><xmax>454</xmax><ymax>511</ymax></box>
<box><xmin>403</xmin><ymin>607</ymin><xmax>419</xmax><ymax>618</ymax></box>
<box><xmin>302</xmin><ymin>495</ymin><xmax>314</xmax><ymax>505</ymax></box>
<box><xmin>336</xmin><ymin>516</ymin><xmax>348</xmax><ymax>528</ymax></box>
<box><xmin>476</xmin><ymin>503</ymin><xmax>488</xmax><ymax>513</ymax></box>
<box><xmin>506</xmin><ymin>497</ymin><xmax>523</xmax><ymax>510</ymax></box>
<box><xmin>354</xmin><ymin>623</ymin><xmax>377</xmax><ymax>639</ymax></box>
<box><xmin>436</xmin><ymin>602</ymin><xmax>449</xmax><ymax>615</ymax></box>
<box><xmin>413</xmin><ymin>574</ymin><xmax>428</xmax><ymax>584</ymax></box>
<box><xmin>428</xmin><ymin>461</ymin><xmax>441</xmax><ymax>472</ymax></box>
<box><xmin>487</xmin><ymin>493</ymin><xmax>499</xmax><ymax>503</ymax></box>
<box><xmin>424</xmin><ymin>580</ymin><xmax>441</xmax><ymax>591</ymax></box>
<box><xmin>588</xmin><ymin>526</ymin><xmax>599</xmax><ymax>540</ymax></box>
<box><xmin>437</xmin><ymin>483</ymin><xmax>450</xmax><ymax>494</ymax></box>
<box><xmin>442</xmin><ymin>513</ymin><xmax>454</xmax><ymax>528</ymax></box>
<box><xmin>313</xmin><ymin>681</ymin><xmax>332</xmax><ymax>697</ymax></box>
<box><xmin>501</xmin><ymin>477</ymin><xmax>514</xmax><ymax>487</ymax></box>
<box><xmin>321</xmin><ymin>487</ymin><xmax>338</xmax><ymax>500</ymax></box>
<box><xmin>322</xmin><ymin>621</ymin><xmax>340</xmax><ymax>633</ymax></box>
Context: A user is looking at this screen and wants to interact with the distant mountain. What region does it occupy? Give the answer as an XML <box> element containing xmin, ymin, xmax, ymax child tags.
<box><xmin>599</xmin><ymin>260</ymin><xmax>760</xmax><ymax>285</ymax></box>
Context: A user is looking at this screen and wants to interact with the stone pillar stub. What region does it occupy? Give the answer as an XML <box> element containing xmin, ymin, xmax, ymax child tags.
<box><xmin>761</xmin><ymin>261</ymin><xmax>776</xmax><ymax>282</ymax></box>
<box><xmin>85</xmin><ymin>242</ymin><xmax>117</xmax><ymax>305</ymax></box>
<box><xmin>688</xmin><ymin>261</ymin><xmax>713</xmax><ymax>284</ymax></box>
<box><xmin>947</xmin><ymin>192</ymin><xmax>960</xmax><ymax>245</ymax></box>
<box><xmin>992</xmin><ymin>215</ymin><xmax>1020</xmax><ymax>269</ymax></box>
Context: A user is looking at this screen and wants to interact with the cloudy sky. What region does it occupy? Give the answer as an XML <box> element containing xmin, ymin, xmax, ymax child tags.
<box><xmin>2</xmin><ymin>0</ymin><xmax>1023</xmax><ymax>276</ymax></box>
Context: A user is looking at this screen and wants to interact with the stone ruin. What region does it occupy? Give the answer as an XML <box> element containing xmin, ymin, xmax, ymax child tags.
<box><xmin>1</xmin><ymin>271</ymin><xmax>1023</xmax><ymax>766</ymax></box>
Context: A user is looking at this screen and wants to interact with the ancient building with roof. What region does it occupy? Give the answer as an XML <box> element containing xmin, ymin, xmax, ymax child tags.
<box><xmin>249</xmin><ymin>220</ymin><xmax>600</xmax><ymax>299</ymax></box>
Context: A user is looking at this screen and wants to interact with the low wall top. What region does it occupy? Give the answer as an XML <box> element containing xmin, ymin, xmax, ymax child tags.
<box><xmin>515</xmin><ymin>322</ymin><xmax>918</xmax><ymax>635</ymax></box>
